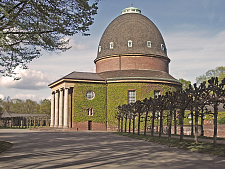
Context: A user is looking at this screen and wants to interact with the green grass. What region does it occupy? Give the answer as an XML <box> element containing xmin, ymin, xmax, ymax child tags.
<box><xmin>114</xmin><ymin>132</ymin><xmax>225</xmax><ymax>157</ymax></box>
<box><xmin>154</xmin><ymin>132</ymin><xmax>225</xmax><ymax>141</ymax></box>
<box><xmin>0</xmin><ymin>141</ymin><xmax>13</xmax><ymax>153</ymax></box>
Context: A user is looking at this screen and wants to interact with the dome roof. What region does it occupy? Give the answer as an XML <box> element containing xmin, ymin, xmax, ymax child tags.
<box><xmin>95</xmin><ymin>9</ymin><xmax>167</xmax><ymax>62</ymax></box>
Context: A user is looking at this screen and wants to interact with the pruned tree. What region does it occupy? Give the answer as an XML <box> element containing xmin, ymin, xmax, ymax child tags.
<box><xmin>166</xmin><ymin>91</ymin><xmax>177</xmax><ymax>140</ymax></box>
<box><xmin>0</xmin><ymin>0</ymin><xmax>98</xmax><ymax>77</ymax></box>
<box><xmin>205</xmin><ymin>77</ymin><xmax>225</xmax><ymax>146</ymax></box>
<box><xmin>176</xmin><ymin>88</ymin><xmax>192</xmax><ymax>142</ymax></box>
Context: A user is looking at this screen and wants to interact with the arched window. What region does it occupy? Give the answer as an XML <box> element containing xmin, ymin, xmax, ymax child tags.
<box><xmin>99</xmin><ymin>46</ymin><xmax>101</xmax><ymax>52</ymax></box>
<box><xmin>161</xmin><ymin>44</ymin><xmax>165</xmax><ymax>51</ymax></box>
<box><xmin>110</xmin><ymin>42</ymin><xmax>114</xmax><ymax>49</ymax></box>
<box><xmin>147</xmin><ymin>41</ymin><xmax>151</xmax><ymax>48</ymax></box>
<box><xmin>128</xmin><ymin>40</ymin><xmax>132</xmax><ymax>47</ymax></box>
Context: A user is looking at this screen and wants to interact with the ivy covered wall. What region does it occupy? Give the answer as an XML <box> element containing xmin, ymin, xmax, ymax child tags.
<box><xmin>107</xmin><ymin>82</ymin><xmax>179</xmax><ymax>130</ymax></box>
<box><xmin>72</xmin><ymin>83</ymin><xmax>106</xmax><ymax>124</ymax></box>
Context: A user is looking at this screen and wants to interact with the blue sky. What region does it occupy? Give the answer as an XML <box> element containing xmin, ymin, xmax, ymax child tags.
<box><xmin>0</xmin><ymin>0</ymin><xmax>225</xmax><ymax>101</ymax></box>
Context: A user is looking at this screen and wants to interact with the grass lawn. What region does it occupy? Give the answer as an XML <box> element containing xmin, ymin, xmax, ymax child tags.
<box><xmin>0</xmin><ymin>141</ymin><xmax>13</xmax><ymax>153</ymax></box>
<box><xmin>114</xmin><ymin>132</ymin><xmax>225</xmax><ymax>157</ymax></box>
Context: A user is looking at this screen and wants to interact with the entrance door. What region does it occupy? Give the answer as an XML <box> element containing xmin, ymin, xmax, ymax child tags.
<box><xmin>88</xmin><ymin>121</ymin><xmax>92</xmax><ymax>130</ymax></box>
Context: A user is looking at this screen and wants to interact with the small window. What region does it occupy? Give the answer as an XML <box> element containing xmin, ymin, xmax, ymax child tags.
<box><xmin>128</xmin><ymin>90</ymin><xmax>136</xmax><ymax>104</ymax></box>
<box><xmin>154</xmin><ymin>91</ymin><xmax>160</xmax><ymax>99</ymax></box>
<box><xmin>88</xmin><ymin>108</ymin><xmax>93</xmax><ymax>116</ymax></box>
<box><xmin>147</xmin><ymin>41</ymin><xmax>151</xmax><ymax>48</ymax></box>
<box><xmin>188</xmin><ymin>114</ymin><xmax>191</xmax><ymax>119</ymax></box>
<box><xmin>128</xmin><ymin>40</ymin><xmax>132</xmax><ymax>47</ymax></box>
<box><xmin>86</xmin><ymin>90</ymin><xmax>95</xmax><ymax>100</ymax></box>
<box><xmin>161</xmin><ymin>44</ymin><xmax>165</xmax><ymax>51</ymax></box>
<box><xmin>110</xmin><ymin>42</ymin><xmax>114</xmax><ymax>49</ymax></box>
<box><xmin>99</xmin><ymin>46</ymin><xmax>101</xmax><ymax>52</ymax></box>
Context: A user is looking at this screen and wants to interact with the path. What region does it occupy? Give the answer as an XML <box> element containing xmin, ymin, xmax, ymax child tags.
<box><xmin>0</xmin><ymin>129</ymin><xmax>225</xmax><ymax>169</ymax></box>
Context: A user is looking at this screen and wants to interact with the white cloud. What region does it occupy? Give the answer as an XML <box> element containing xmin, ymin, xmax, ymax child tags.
<box><xmin>165</xmin><ymin>30</ymin><xmax>225</xmax><ymax>83</ymax></box>
<box><xmin>12</xmin><ymin>94</ymin><xmax>46</xmax><ymax>102</ymax></box>
<box><xmin>0</xmin><ymin>94</ymin><xmax>4</xmax><ymax>100</ymax></box>
<box><xmin>0</xmin><ymin>68</ymin><xmax>52</xmax><ymax>90</ymax></box>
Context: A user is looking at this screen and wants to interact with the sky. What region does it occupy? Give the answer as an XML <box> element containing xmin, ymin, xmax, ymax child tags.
<box><xmin>0</xmin><ymin>0</ymin><xmax>225</xmax><ymax>102</ymax></box>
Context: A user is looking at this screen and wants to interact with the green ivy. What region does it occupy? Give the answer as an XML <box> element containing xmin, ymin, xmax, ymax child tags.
<box><xmin>107</xmin><ymin>83</ymin><xmax>179</xmax><ymax>129</ymax></box>
<box><xmin>72</xmin><ymin>83</ymin><xmax>106</xmax><ymax>124</ymax></box>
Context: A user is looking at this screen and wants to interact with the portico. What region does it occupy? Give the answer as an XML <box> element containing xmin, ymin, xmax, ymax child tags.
<box><xmin>50</xmin><ymin>81</ymin><xmax>74</xmax><ymax>128</ymax></box>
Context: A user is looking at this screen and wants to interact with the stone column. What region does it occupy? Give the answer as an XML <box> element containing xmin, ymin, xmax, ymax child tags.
<box><xmin>50</xmin><ymin>92</ymin><xmax>55</xmax><ymax>127</ymax></box>
<box><xmin>58</xmin><ymin>88</ymin><xmax>64</xmax><ymax>128</ymax></box>
<box><xmin>64</xmin><ymin>87</ymin><xmax>69</xmax><ymax>128</ymax></box>
<box><xmin>54</xmin><ymin>90</ymin><xmax>59</xmax><ymax>127</ymax></box>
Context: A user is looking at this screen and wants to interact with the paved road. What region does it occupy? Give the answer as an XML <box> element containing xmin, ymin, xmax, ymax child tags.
<box><xmin>0</xmin><ymin>129</ymin><xmax>225</xmax><ymax>169</ymax></box>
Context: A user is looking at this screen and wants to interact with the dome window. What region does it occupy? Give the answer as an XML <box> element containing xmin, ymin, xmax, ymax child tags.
<box><xmin>128</xmin><ymin>40</ymin><xmax>132</xmax><ymax>47</ymax></box>
<box><xmin>147</xmin><ymin>41</ymin><xmax>151</xmax><ymax>48</ymax></box>
<box><xmin>110</xmin><ymin>42</ymin><xmax>114</xmax><ymax>49</ymax></box>
<box><xmin>161</xmin><ymin>44</ymin><xmax>165</xmax><ymax>51</ymax></box>
<box><xmin>98</xmin><ymin>46</ymin><xmax>101</xmax><ymax>52</ymax></box>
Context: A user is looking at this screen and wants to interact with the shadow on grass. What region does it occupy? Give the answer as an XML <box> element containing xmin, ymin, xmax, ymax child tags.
<box><xmin>0</xmin><ymin>141</ymin><xmax>13</xmax><ymax>153</ymax></box>
<box><xmin>114</xmin><ymin>132</ymin><xmax>225</xmax><ymax>157</ymax></box>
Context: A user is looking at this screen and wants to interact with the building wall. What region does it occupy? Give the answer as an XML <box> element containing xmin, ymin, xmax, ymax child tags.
<box><xmin>72</xmin><ymin>83</ymin><xmax>107</xmax><ymax>130</ymax></box>
<box><xmin>106</xmin><ymin>82</ymin><xmax>179</xmax><ymax>131</ymax></box>
<box><xmin>72</xmin><ymin>121</ymin><xmax>106</xmax><ymax>131</ymax></box>
<box><xmin>203</xmin><ymin>124</ymin><xmax>225</xmax><ymax>138</ymax></box>
<box><xmin>96</xmin><ymin>56</ymin><xmax>168</xmax><ymax>73</ymax></box>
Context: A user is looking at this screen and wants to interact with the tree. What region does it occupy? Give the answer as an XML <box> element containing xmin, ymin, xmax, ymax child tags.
<box><xmin>196</xmin><ymin>66</ymin><xmax>225</xmax><ymax>85</ymax></box>
<box><xmin>205</xmin><ymin>77</ymin><xmax>225</xmax><ymax>146</ymax></box>
<box><xmin>39</xmin><ymin>99</ymin><xmax>51</xmax><ymax>115</ymax></box>
<box><xmin>0</xmin><ymin>0</ymin><xmax>98</xmax><ymax>77</ymax></box>
<box><xmin>178</xmin><ymin>78</ymin><xmax>191</xmax><ymax>90</ymax></box>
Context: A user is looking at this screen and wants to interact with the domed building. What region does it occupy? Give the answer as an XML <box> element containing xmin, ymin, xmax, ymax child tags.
<box><xmin>48</xmin><ymin>6</ymin><xmax>181</xmax><ymax>131</ymax></box>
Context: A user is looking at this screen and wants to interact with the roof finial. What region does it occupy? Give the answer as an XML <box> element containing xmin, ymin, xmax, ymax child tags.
<box><xmin>121</xmin><ymin>5</ymin><xmax>141</xmax><ymax>15</ymax></box>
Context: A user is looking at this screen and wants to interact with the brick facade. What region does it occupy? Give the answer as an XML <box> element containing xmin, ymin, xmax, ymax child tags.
<box><xmin>72</xmin><ymin>121</ymin><xmax>106</xmax><ymax>131</ymax></box>
<box><xmin>96</xmin><ymin>55</ymin><xmax>169</xmax><ymax>73</ymax></box>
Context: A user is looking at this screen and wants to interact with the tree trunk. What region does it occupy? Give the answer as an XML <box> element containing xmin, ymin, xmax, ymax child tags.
<box><xmin>151</xmin><ymin>111</ymin><xmax>155</xmax><ymax>137</ymax></box>
<box><xmin>138</xmin><ymin>112</ymin><xmax>141</xmax><ymax>135</ymax></box>
<box><xmin>214</xmin><ymin>103</ymin><xmax>218</xmax><ymax>147</ymax></box>
<box><xmin>195</xmin><ymin>109</ymin><xmax>199</xmax><ymax>144</ymax></box>
<box><xmin>180</xmin><ymin>110</ymin><xmax>184</xmax><ymax>142</ymax></box>
<box><xmin>144</xmin><ymin>111</ymin><xmax>149</xmax><ymax>136</ymax></box>
<box><xmin>129</xmin><ymin>118</ymin><xmax>131</xmax><ymax>133</ymax></box>
<box><xmin>125</xmin><ymin>114</ymin><xmax>127</xmax><ymax>133</ymax></box>
<box><xmin>121</xmin><ymin>116</ymin><xmax>123</xmax><ymax>132</ymax></box>
<box><xmin>156</xmin><ymin>112</ymin><xmax>159</xmax><ymax>133</ymax></box>
<box><xmin>118</xmin><ymin>118</ymin><xmax>120</xmax><ymax>132</ymax></box>
<box><xmin>159</xmin><ymin>110</ymin><xmax>163</xmax><ymax>138</ymax></box>
<box><xmin>191</xmin><ymin>106</ymin><xmax>194</xmax><ymax>136</ymax></box>
<box><xmin>174</xmin><ymin>110</ymin><xmax>177</xmax><ymax>135</ymax></box>
<box><xmin>168</xmin><ymin>110</ymin><xmax>173</xmax><ymax>140</ymax></box>
<box><xmin>201</xmin><ymin>107</ymin><xmax>204</xmax><ymax>136</ymax></box>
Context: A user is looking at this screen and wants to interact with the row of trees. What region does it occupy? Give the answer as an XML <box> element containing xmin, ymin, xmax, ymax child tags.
<box><xmin>116</xmin><ymin>77</ymin><xmax>225</xmax><ymax>146</ymax></box>
<box><xmin>0</xmin><ymin>97</ymin><xmax>51</xmax><ymax>115</ymax></box>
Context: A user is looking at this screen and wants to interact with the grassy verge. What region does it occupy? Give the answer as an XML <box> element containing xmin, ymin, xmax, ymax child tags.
<box><xmin>0</xmin><ymin>141</ymin><xmax>13</xmax><ymax>153</ymax></box>
<box><xmin>114</xmin><ymin>132</ymin><xmax>225</xmax><ymax>157</ymax></box>
<box><xmin>152</xmin><ymin>132</ymin><xmax>225</xmax><ymax>141</ymax></box>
